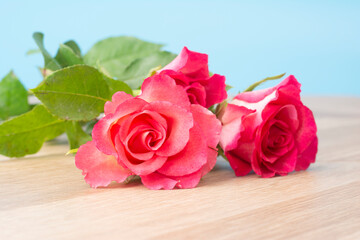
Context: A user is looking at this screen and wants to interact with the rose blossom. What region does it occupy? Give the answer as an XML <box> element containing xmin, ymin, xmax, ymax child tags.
<box><xmin>75</xmin><ymin>74</ymin><xmax>221</xmax><ymax>189</ymax></box>
<box><xmin>219</xmin><ymin>75</ymin><xmax>318</xmax><ymax>177</ymax></box>
<box><xmin>156</xmin><ymin>47</ymin><xmax>227</xmax><ymax>108</ymax></box>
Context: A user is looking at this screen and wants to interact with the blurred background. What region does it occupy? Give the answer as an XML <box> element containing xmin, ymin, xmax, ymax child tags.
<box><xmin>0</xmin><ymin>0</ymin><xmax>359</xmax><ymax>95</ymax></box>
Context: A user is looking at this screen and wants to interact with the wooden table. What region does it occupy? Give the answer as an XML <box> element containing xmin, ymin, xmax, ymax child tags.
<box><xmin>1</xmin><ymin>97</ymin><xmax>360</xmax><ymax>240</ymax></box>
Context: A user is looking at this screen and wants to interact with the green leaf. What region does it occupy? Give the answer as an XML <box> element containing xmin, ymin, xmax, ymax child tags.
<box><xmin>55</xmin><ymin>44</ymin><xmax>84</xmax><ymax>67</ymax></box>
<box><xmin>214</xmin><ymin>100</ymin><xmax>228</xmax><ymax>118</ymax></box>
<box><xmin>83</xmin><ymin>119</ymin><xmax>98</xmax><ymax>135</ymax></box>
<box><xmin>63</xmin><ymin>40</ymin><xmax>81</xmax><ymax>57</ymax></box>
<box><xmin>26</xmin><ymin>48</ymin><xmax>41</xmax><ymax>55</ymax></box>
<box><xmin>33</xmin><ymin>32</ymin><xmax>61</xmax><ymax>71</ymax></box>
<box><xmin>120</xmin><ymin>51</ymin><xmax>177</xmax><ymax>89</ymax></box>
<box><xmin>225</xmin><ymin>84</ymin><xmax>233</xmax><ymax>91</ymax></box>
<box><xmin>32</xmin><ymin>65</ymin><xmax>111</xmax><ymax>121</ymax></box>
<box><xmin>66</xmin><ymin>148</ymin><xmax>78</xmax><ymax>155</ymax></box>
<box><xmin>0</xmin><ymin>71</ymin><xmax>30</xmax><ymax>120</ymax></box>
<box><xmin>65</xmin><ymin>121</ymin><xmax>92</xmax><ymax>149</ymax></box>
<box><xmin>103</xmin><ymin>74</ymin><xmax>133</xmax><ymax>96</ymax></box>
<box><xmin>84</xmin><ymin>36</ymin><xmax>163</xmax><ymax>78</ymax></box>
<box><xmin>243</xmin><ymin>73</ymin><xmax>286</xmax><ymax>92</ymax></box>
<box><xmin>0</xmin><ymin>105</ymin><xmax>65</xmax><ymax>157</ymax></box>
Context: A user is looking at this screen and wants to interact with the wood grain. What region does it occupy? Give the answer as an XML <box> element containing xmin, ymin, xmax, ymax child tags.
<box><xmin>0</xmin><ymin>96</ymin><xmax>359</xmax><ymax>240</ymax></box>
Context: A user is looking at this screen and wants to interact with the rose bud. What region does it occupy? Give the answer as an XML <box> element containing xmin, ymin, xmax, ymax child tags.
<box><xmin>156</xmin><ymin>47</ymin><xmax>227</xmax><ymax>108</ymax></box>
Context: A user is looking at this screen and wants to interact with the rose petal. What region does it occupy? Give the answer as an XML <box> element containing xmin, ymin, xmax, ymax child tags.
<box><xmin>190</xmin><ymin>104</ymin><xmax>221</xmax><ymax>175</ymax></box>
<box><xmin>92</xmin><ymin>98</ymin><xmax>148</xmax><ymax>156</ymax></box>
<box><xmin>174</xmin><ymin>169</ymin><xmax>202</xmax><ymax>189</ymax></box>
<box><xmin>191</xmin><ymin>105</ymin><xmax>221</xmax><ymax>150</ymax></box>
<box><xmin>140</xmin><ymin>172</ymin><xmax>178</xmax><ymax>190</ymax></box>
<box><xmin>231</xmin><ymin>90</ymin><xmax>278</xmax><ymax>116</ymax></box>
<box><xmin>140</xmin><ymin>74</ymin><xmax>190</xmax><ymax>109</ymax></box>
<box><xmin>233</xmin><ymin>87</ymin><xmax>277</xmax><ymax>106</ymax></box>
<box><xmin>296</xmin><ymin>105</ymin><xmax>317</xmax><ymax>153</ymax></box>
<box><xmin>262</xmin><ymin>148</ymin><xmax>298</xmax><ymax>174</ymax></box>
<box><xmin>140</xmin><ymin>169</ymin><xmax>202</xmax><ymax>190</ymax></box>
<box><xmin>118</xmin><ymin>110</ymin><xmax>168</xmax><ymax>143</ymax></box>
<box><xmin>118</xmin><ymin>110</ymin><xmax>167</xmax><ymax>161</ymax></box>
<box><xmin>226</xmin><ymin>150</ymin><xmax>253</xmax><ymax>177</ymax></box>
<box><xmin>185</xmin><ymin>82</ymin><xmax>207</xmax><ymax>106</ymax></box>
<box><xmin>276</xmin><ymin>75</ymin><xmax>302</xmax><ymax>104</ymax></box>
<box><xmin>274</xmin><ymin>105</ymin><xmax>299</xmax><ymax>131</ymax></box>
<box><xmin>221</xmin><ymin>103</ymin><xmax>255</xmax><ymax>125</ymax></box>
<box><xmin>75</xmin><ymin>141</ymin><xmax>132</xmax><ymax>188</ymax></box>
<box><xmin>220</xmin><ymin>119</ymin><xmax>243</xmax><ymax>153</ymax></box>
<box><xmin>204</xmin><ymin>74</ymin><xmax>227</xmax><ymax>108</ymax></box>
<box><xmin>251</xmin><ymin>152</ymin><xmax>276</xmax><ymax>178</ymax></box>
<box><xmin>260</xmin><ymin>118</ymin><xmax>295</xmax><ymax>163</ymax></box>
<box><xmin>296</xmin><ymin>136</ymin><xmax>318</xmax><ymax>171</ymax></box>
<box><xmin>104</xmin><ymin>92</ymin><xmax>133</xmax><ymax>115</ymax></box>
<box><xmin>124</xmin><ymin>125</ymin><xmax>156</xmax><ymax>160</ymax></box>
<box><xmin>143</xmin><ymin>101</ymin><xmax>194</xmax><ymax>157</ymax></box>
<box><xmin>234</xmin><ymin>75</ymin><xmax>301</xmax><ymax>104</ymax></box>
<box><xmin>220</xmin><ymin>104</ymin><xmax>255</xmax><ymax>152</ymax></box>
<box><xmin>160</xmin><ymin>70</ymin><xmax>190</xmax><ymax>86</ymax></box>
<box><xmin>157</xmin><ymin>123</ymin><xmax>207</xmax><ymax>176</ymax></box>
<box><xmin>161</xmin><ymin>46</ymin><xmax>209</xmax><ymax>79</ymax></box>
<box><xmin>202</xmin><ymin>149</ymin><xmax>219</xmax><ymax>176</ymax></box>
<box><xmin>115</xmin><ymin>135</ymin><xmax>168</xmax><ymax>176</ymax></box>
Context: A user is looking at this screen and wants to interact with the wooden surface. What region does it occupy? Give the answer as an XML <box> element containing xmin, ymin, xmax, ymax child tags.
<box><xmin>1</xmin><ymin>96</ymin><xmax>360</xmax><ymax>240</ymax></box>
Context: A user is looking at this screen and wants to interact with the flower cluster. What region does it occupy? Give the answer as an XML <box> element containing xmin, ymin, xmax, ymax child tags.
<box><xmin>75</xmin><ymin>47</ymin><xmax>318</xmax><ymax>190</ymax></box>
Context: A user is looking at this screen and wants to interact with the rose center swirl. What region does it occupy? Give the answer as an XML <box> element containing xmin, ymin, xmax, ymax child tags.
<box><xmin>111</xmin><ymin>111</ymin><xmax>168</xmax><ymax>162</ymax></box>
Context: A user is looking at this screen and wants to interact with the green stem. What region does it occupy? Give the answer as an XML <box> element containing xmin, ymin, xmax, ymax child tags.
<box><xmin>243</xmin><ymin>73</ymin><xmax>286</xmax><ymax>92</ymax></box>
<box><xmin>217</xmin><ymin>145</ymin><xmax>228</xmax><ymax>161</ymax></box>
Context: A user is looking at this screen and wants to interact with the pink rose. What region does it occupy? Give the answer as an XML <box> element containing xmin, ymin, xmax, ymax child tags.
<box><xmin>219</xmin><ymin>75</ymin><xmax>318</xmax><ymax>177</ymax></box>
<box><xmin>75</xmin><ymin>74</ymin><xmax>221</xmax><ymax>189</ymax></box>
<box><xmin>157</xmin><ymin>47</ymin><xmax>227</xmax><ymax>108</ymax></box>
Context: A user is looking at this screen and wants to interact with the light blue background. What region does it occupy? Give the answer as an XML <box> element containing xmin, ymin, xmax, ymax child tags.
<box><xmin>1</xmin><ymin>0</ymin><xmax>359</xmax><ymax>95</ymax></box>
